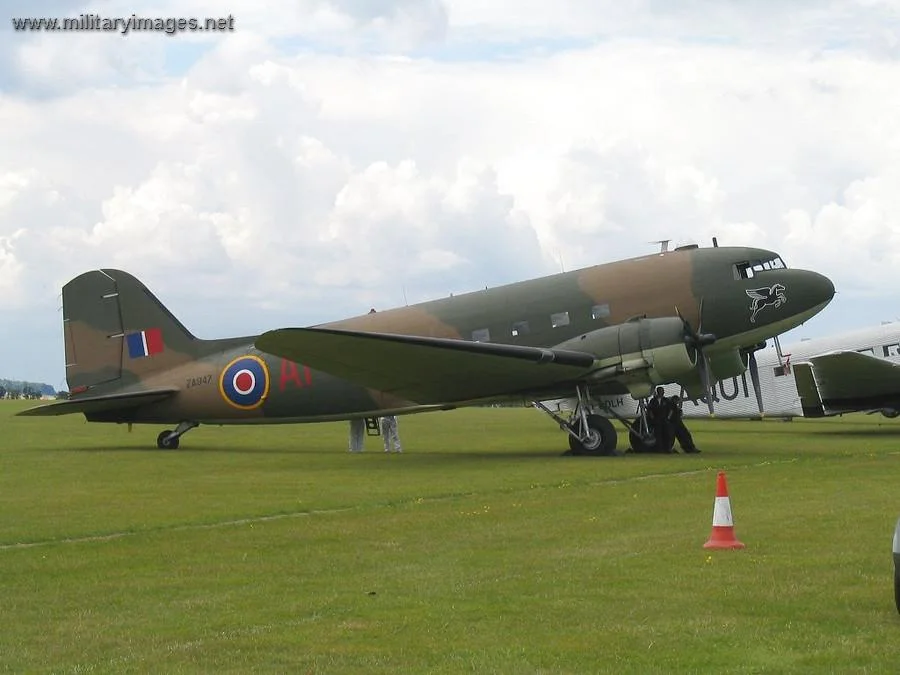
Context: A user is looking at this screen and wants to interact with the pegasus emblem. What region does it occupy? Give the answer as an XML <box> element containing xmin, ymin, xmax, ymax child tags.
<box><xmin>746</xmin><ymin>283</ymin><xmax>787</xmax><ymax>324</ymax></box>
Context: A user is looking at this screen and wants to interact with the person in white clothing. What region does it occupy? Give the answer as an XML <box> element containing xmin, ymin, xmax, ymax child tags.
<box><xmin>380</xmin><ymin>415</ymin><xmax>402</xmax><ymax>453</ymax></box>
<box><xmin>348</xmin><ymin>418</ymin><xmax>365</xmax><ymax>452</ymax></box>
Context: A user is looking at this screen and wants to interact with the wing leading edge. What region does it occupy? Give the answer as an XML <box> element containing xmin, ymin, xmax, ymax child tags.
<box><xmin>255</xmin><ymin>328</ymin><xmax>599</xmax><ymax>404</ymax></box>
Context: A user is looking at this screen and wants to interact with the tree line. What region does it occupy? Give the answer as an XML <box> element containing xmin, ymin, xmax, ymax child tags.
<box><xmin>0</xmin><ymin>379</ymin><xmax>57</xmax><ymax>400</ymax></box>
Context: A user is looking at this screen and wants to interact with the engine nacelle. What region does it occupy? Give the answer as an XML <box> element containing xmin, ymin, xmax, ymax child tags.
<box><xmin>556</xmin><ymin>317</ymin><xmax>698</xmax><ymax>397</ymax></box>
<box><xmin>707</xmin><ymin>349</ymin><xmax>748</xmax><ymax>381</ymax></box>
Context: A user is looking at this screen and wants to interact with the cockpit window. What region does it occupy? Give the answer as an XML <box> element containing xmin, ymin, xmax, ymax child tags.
<box><xmin>733</xmin><ymin>256</ymin><xmax>787</xmax><ymax>280</ymax></box>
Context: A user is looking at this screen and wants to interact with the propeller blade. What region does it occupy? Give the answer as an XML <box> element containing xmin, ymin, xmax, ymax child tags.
<box><xmin>697</xmin><ymin>297</ymin><xmax>704</xmax><ymax>335</ymax></box>
<box><xmin>698</xmin><ymin>352</ymin><xmax>715</xmax><ymax>415</ymax></box>
<box><xmin>748</xmin><ymin>350</ymin><xmax>764</xmax><ymax>415</ymax></box>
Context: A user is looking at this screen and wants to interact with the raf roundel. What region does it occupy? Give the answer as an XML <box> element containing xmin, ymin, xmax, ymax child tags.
<box><xmin>219</xmin><ymin>355</ymin><xmax>270</xmax><ymax>410</ymax></box>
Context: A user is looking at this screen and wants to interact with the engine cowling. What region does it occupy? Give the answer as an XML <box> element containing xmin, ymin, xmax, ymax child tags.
<box><xmin>707</xmin><ymin>349</ymin><xmax>748</xmax><ymax>381</ymax></box>
<box><xmin>555</xmin><ymin>317</ymin><xmax>698</xmax><ymax>397</ymax></box>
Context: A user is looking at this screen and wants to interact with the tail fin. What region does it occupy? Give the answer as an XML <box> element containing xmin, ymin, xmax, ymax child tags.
<box><xmin>63</xmin><ymin>269</ymin><xmax>199</xmax><ymax>394</ymax></box>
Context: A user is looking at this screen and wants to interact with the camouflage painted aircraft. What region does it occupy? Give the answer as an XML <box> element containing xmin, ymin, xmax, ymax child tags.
<box><xmin>19</xmin><ymin>243</ymin><xmax>834</xmax><ymax>454</ymax></box>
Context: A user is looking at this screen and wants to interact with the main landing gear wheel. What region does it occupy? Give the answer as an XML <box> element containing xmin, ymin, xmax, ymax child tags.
<box><xmin>568</xmin><ymin>415</ymin><xmax>618</xmax><ymax>456</ymax></box>
<box><xmin>628</xmin><ymin>420</ymin><xmax>675</xmax><ymax>453</ymax></box>
<box><xmin>532</xmin><ymin>386</ymin><xmax>621</xmax><ymax>457</ymax></box>
<box><xmin>628</xmin><ymin>421</ymin><xmax>655</xmax><ymax>453</ymax></box>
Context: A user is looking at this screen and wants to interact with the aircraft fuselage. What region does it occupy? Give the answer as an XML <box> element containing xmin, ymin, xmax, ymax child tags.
<box><xmin>81</xmin><ymin>244</ymin><xmax>834</xmax><ymax>425</ymax></box>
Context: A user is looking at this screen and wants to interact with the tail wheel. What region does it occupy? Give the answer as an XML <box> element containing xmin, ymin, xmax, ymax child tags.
<box><xmin>156</xmin><ymin>430</ymin><xmax>179</xmax><ymax>450</ymax></box>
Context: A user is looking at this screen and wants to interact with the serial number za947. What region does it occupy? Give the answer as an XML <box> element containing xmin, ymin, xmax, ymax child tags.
<box><xmin>185</xmin><ymin>374</ymin><xmax>213</xmax><ymax>389</ymax></box>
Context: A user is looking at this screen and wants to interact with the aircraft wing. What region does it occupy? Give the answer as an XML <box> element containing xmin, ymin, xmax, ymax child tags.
<box><xmin>801</xmin><ymin>351</ymin><xmax>900</xmax><ymax>413</ymax></box>
<box><xmin>256</xmin><ymin>328</ymin><xmax>600</xmax><ymax>404</ymax></box>
<box><xmin>16</xmin><ymin>388</ymin><xmax>179</xmax><ymax>417</ymax></box>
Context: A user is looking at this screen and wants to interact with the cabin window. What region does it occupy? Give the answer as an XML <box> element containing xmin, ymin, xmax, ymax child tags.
<box><xmin>550</xmin><ymin>311</ymin><xmax>570</xmax><ymax>328</ymax></box>
<box><xmin>471</xmin><ymin>328</ymin><xmax>491</xmax><ymax>342</ymax></box>
<box><xmin>884</xmin><ymin>343</ymin><xmax>900</xmax><ymax>358</ymax></box>
<box><xmin>511</xmin><ymin>320</ymin><xmax>530</xmax><ymax>337</ymax></box>
<box><xmin>856</xmin><ymin>347</ymin><xmax>875</xmax><ymax>356</ymax></box>
<box><xmin>591</xmin><ymin>303</ymin><xmax>610</xmax><ymax>320</ymax></box>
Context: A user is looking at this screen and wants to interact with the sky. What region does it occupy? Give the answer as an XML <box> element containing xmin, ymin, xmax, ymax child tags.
<box><xmin>3</xmin><ymin>1</ymin><xmax>900</xmax><ymax>389</ymax></box>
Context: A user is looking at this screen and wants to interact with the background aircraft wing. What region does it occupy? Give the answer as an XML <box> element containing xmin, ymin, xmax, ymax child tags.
<box><xmin>802</xmin><ymin>351</ymin><xmax>900</xmax><ymax>412</ymax></box>
<box><xmin>256</xmin><ymin>328</ymin><xmax>600</xmax><ymax>404</ymax></box>
<box><xmin>17</xmin><ymin>388</ymin><xmax>179</xmax><ymax>417</ymax></box>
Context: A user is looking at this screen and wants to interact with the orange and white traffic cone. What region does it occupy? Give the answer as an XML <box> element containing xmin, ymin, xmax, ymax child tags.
<box><xmin>703</xmin><ymin>471</ymin><xmax>745</xmax><ymax>549</ymax></box>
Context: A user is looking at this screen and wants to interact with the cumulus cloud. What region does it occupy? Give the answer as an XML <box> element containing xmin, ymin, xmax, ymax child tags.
<box><xmin>1</xmin><ymin>0</ymin><xmax>449</xmax><ymax>103</ymax></box>
<box><xmin>544</xmin><ymin>143</ymin><xmax>724</xmax><ymax>251</ymax></box>
<box><xmin>0</xmin><ymin>230</ymin><xmax>25</xmax><ymax>304</ymax></box>
<box><xmin>784</xmin><ymin>169</ymin><xmax>900</xmax><ymax>292</ymax></box>
<box><xmin>320</xmin><ymin>157</ymin><xmax>542</xmax><ymax>297</ymax></box>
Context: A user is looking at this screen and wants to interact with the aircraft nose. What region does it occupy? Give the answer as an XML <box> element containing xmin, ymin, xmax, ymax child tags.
<box><xmin>793</xmin><ymin>269</ymin><xmax>835</xmax><ymax>313</ymax></box>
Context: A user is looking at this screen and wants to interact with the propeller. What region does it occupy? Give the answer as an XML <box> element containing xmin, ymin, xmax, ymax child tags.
<box><xmin>676</xmin><ymin>299</ymin><xmax>717</xmax><ymax>415</ymax></box>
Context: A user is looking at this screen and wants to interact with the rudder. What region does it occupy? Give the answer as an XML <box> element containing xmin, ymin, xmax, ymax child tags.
<box><xmin>63</xmin><ymin>269</ymin><xmax>198</xmax><ymax>394</ymax></box>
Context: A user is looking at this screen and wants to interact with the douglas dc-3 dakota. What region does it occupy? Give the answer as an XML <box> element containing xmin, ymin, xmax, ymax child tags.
<box><xmin>20</xmin><ymin>242</ymin><xmax>835</xmax><ymax>454</ymax></box>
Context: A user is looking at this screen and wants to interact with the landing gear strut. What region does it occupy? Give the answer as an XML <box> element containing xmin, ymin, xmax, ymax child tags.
<box><xmin>156</xmin><ymin>421</ymin><xmax>199</xmax><ymax>450</ymax></box>
<box><xmin>626</xmin><ymin>399</ymin><xmax>656</xmax><ymax>453</ymax></box>
<box><xmin>533</xmin><ymin>384</ymin><xmax>619</xmax><ymax>456</ymax></box>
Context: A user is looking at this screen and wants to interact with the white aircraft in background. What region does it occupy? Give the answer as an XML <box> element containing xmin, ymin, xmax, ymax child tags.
<box><xmin>552</xmin><ymin>321</ymin><xmax>900</xmax><ymax>424</ymax></box>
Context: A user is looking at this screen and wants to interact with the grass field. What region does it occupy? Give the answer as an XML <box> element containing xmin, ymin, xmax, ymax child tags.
<box><xmin>2</xmin><ymin>400</ymin><xmax>899</xmax><ymax>673</ymax></box>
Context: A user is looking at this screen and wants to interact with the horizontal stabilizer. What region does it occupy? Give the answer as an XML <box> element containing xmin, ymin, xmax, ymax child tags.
<box><xmin>255</xmin><ymin>328</ymin><xmax>597</xmax><ymax>404</ymax></box>
<box><xmin>16</xmin><ymin>388</ymin><xmax>179</xmax><ymax>417</ymax></box>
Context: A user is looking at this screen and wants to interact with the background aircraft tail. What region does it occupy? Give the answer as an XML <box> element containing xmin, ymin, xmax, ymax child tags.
<box><xmin>62</xmin><ymin>269</ymin><xmax>203</xmax><ymax>394</ymax></box>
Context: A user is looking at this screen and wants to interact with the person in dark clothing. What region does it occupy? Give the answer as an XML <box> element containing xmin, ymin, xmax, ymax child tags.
<box><xmin>646</xmin><ymin>386</ymin><xmax>674</xmax><ymax>453</ymax></box>
<box><xmin>669</xmin><ymin>395</ymin><xmax>700</xmax><ymax>453</ymax></box>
